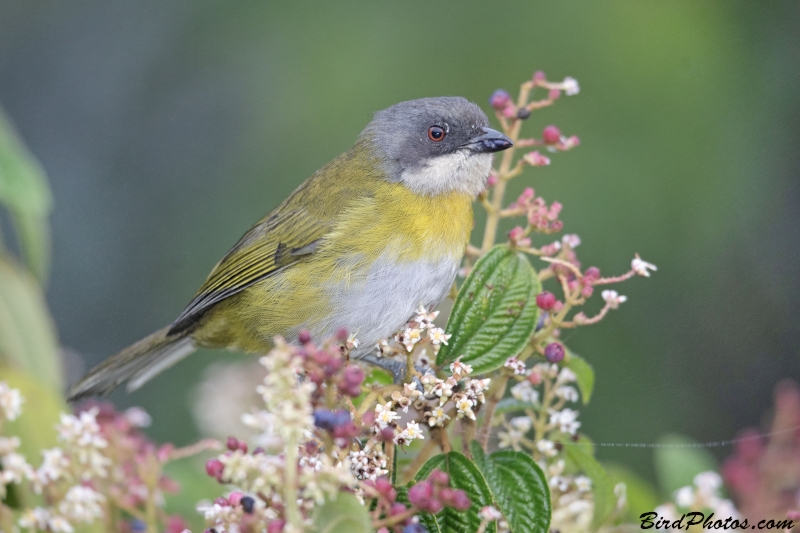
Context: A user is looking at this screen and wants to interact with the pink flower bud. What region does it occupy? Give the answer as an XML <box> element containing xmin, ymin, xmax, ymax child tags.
<box><xmin>544</xmin><ymin>342</ymin><xmax>565</xmax><ymax>363</ymax></box>
<box><xmin>523</xmin><ymin>151</ymin><xmax>551</xmax><ymax>167</ymax></box>
<box><xmin>214</xmin><ymin>497</ymin><xmax>230</xmax><ymax>507</ymax></box>
<box><xmin>205</xmin><ymin>459</ymin><xmax>224</xmax><ymax>480</ymax></box>
<box><xmin>542</xmin><ymin>125</ymin><xmax>561</xmax><ymax>144</ymax></box>
<box><xmin>267</xmin><ymin>520</ymin><xmax>286</xmax><ymax>533</ymax></box>
<box><xmin>429</xmin><ymin>469</ymin><xmax>450</xmax><ymax>486</ymax></box>
<box><xmin>787</xmin><ymin>511</ymin><xmax>800</xmax><ymax>521</ymax></box>
<box><xmin>298</xmin><ymin>330</ymin><xmax>312</xmax><ymax>344</ymax></box>
<box><xmin>533</xmin><ymin>70</ymin><xmax>546</xmax><ymax>83</ymax></box>
<box><xmin>389</xmin><ymin>503</ymin><xmax>408</xmax><ymax>516</ymax></box>
<box><xmin>375</xmin><ymin>477</ymin><xmax>394</xmax><ymax>496</ymax></box>
<box><xmin>486</xmin><ymin>174</ymin><xmax>498</xmax><ymax>187</ymax></box>
<box><xmin>377</xmin><ymin>427</ymin><xmax>395</xmax><ymax>442</ymax></box>
<box><xmin>428</xmin><ymin>498</ymin><xmax>444</xmax><ymax>514</ymax></box>
<box><xmin>548</xmin><ymin>89</ymin><xmax>561</xmax><ymax>100</ymax></box>
<box><xmin>226</xmin><ymin>436</ymin><xmax>240</xmax><ymax>451</ymax></box>
<box><xmin>536</xmin><ymin>291</ymin><xmax>556</xmax><ymax>311</ymax></box>
<box><xmin>489</xmin><ymin>90</ymin><xmax>512</xmax><ymax>110</ymax></box>
<box><xmin>450</xmin><ymin>489</ymin><xmax>472</xmax><ymax>511</ymax></box>
<box><xmin>584</xmin><ymin>266</ymin><xmax>600</xmax><ymax>281</ymax></box>
<box><xmin>527</xmin><ymin>370</ymin><xmax>542</xmax><ymax>386</ymax></box>
<box><xmin>408</xmin><ymin>480</ymin><xmax>434</xmax><ymax>508</ymax></box>
<box><xmin>502</xmin><ymin>106</ymin><xmax>517</xmax><ymax>119</ymax></box>
<box><xmin>336</xmin><ymin>327</ymin><xmax>349</xmax><ymax>341</ymax></box>
<box><xmin>228</xmin><ymin>492</ymin><xmax>244</xmax><ymax>507</ymax></box>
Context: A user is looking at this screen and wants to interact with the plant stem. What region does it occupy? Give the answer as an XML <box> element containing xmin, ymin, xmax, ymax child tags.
<box><xmin>284</xmin><ymin>442</ymin><xmax>302</xmax><ymax>529</ymax></box>
<box><xmin>478</xmin><ymin>375</ymin><xmax>510</xmax><ymax>451</ymax></box>
<box><xmin>401</xmin><ymin>439</ymin><xmax>436</xmax><ymax>484</ymax></box>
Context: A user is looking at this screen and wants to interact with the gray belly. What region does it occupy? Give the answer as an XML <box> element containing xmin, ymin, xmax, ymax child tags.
<box><xmin>309</xmin><ymin>253</ymin><xmax>460</xmax><ymax>356</ymax></box>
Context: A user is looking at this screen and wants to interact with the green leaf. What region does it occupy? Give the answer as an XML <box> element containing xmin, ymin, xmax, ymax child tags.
<box><xmin>563</xmin><ymin>442</ymin><xmax>617</xmax><ymax>530</ymax></box>
<box><xmin>163</xmin><ymin>457</ymin><xmax>225</xmax><ymax>532</ymax></box>
<box><xmin>0</xmin><ymin>107</ymin><xmax>52</xmax><ymax>281</ymax></box>
<box><xmin>653</xmin><ymin>434</ymin><xmax>718</xmax><ymax>496</ymax></box>
<box><xmin>470</xmin><ymin>442</ymin><xmax>551</xmax><ymax>533</ymax></box>
<box><xmin>603</xmin><ymin>462</ymin><xmax>661</xmax><ymax>522</ymax></box>
<box><xmin>437</xmin><ymin>245</ymin><xmax>540</xmax><ymax>374</ymax></box>
<box><xmin>565</xmin><ymin>351</ymin><xmax>594</xmax><ymax>404</ymax></box>
<box><xmin>494</xmin><ymin>397</ymin><xmax>538</xmax><ymax>417</ymax></box>
<box><xmin>0</xmin><ymin>255</ymin><xmax>62</xmax><ymax>391</ymax></box>
<box><xmin>312</xmin><ymin>491</ymin><xmax>372</xmax><ymax>533</ymax></box>
<box><xmin>416</xmin><ymin>451</ymin><xmax>495</xmax><ymax>533</ymax></box>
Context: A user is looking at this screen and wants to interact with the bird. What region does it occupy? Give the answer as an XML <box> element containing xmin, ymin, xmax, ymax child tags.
<box><xmin>67</xmin><ymin>96</ymin><xmax>512</xmax><ymax>401</ymax></box>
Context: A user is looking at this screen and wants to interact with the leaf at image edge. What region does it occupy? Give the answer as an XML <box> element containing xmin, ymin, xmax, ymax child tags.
<box><xmin>470</xmin><ymin>442</ymin><xmax>551</xmax><ymax>533</ymax></box>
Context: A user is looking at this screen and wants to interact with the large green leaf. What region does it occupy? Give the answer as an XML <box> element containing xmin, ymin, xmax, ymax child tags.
<box><xmin>563</xmin><ymin>442</ymin><xmax>616</xmax><ymax>530</ymax></box>
<box><xmin>416</xmin><ymin>451</ymin><xmax>495</xmax><ymax>533</ymax></box>
<box><xmin>565</xmin><ymin>351</ymin><xmax>594</xmax><ymax>404</ymax></box>
<box><xmin>0</xmin><ymin>255</ymin><xmax>62</xmax><ymax>391</ymax></box>
<box><xmin>437</xmin><ymin>245</ymin><xmax>540</xmax><ymax>374</ymax></box>
<box><xmin>311</xmin><ymin>491</ymin><xmax>372</xmax><ymax>533</ymax></box>
<box><xmin>470</xmin><ymin>442</ymin><xmax>551</xmax><ymax>533</ymax></box>
<box><xmin>653</xmin><ymin>434</ymin><xmax>717</xmax><ymax>497</ymax></box>
<box><xmin>0</xmin><ymin>107</ymin><xmax>52</xmax><ymax>282</ymax></box>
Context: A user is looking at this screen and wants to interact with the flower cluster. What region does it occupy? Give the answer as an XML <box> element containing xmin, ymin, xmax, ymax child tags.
<box><xmin>377</xmin><ymin>305</ymin><xmax>451</xmax><ymax>366</ymax></box>
<box><xmin>722</xmin><ymin>380</ymin><xmax>800</xmax><ymax>521</ymax></box>
<box><xmin>655</xmin><ymin>471</ymin><xmax>740</xmax><ymax>529</ymax></box>
<box><xmin>0</xmin><ymin>382</ymin><xmax>202</xmax><ymax>533</ymax></box>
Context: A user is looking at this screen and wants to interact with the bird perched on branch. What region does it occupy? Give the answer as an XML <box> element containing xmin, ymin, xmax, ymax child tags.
<box><xmin>67</xmin><ymin>96</ymin><xmax>512</xmax><ymax>401</ymax></box>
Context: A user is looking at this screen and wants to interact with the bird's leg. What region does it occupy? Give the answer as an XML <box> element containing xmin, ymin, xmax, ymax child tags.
<box><xmin>359</xmin><ymin>355</ymin><xmax>407</xmax><ymax>384</ymax></box>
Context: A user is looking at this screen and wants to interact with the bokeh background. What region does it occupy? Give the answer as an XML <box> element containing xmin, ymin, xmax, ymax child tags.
<box><xmin>1</xmin><ymin>0</ymin><xmax>798</xmax><ymax>487</ymax></box>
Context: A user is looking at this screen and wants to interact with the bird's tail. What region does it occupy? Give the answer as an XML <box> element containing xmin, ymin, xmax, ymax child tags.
<box><xmin>67</xmin><ymin>326</ymin><xmax>196</xmax><ymax>402</ymax></box>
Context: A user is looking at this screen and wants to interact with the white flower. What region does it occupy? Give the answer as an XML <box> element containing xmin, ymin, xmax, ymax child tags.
<box><xmin>36</xmin><ymin>448</ymin><xmax>70</xmax><ymax>488</ymax></box>
<box><xmin>693</xmin><ymin>471</ymin><xmax>721</xmax><ymax>496</ymax></box>
<box><xmin>0</xmin><ymin>381</ymin><xmax>23</xmax><ymax>421</ymax></box>
<box><xmin>536</xmin><ymin>439</ymin><xmax>558</xmax><ymax>457</ymax></box>
<box><xmin>510</xmin><ymin>416</ymin><xmax>532</xmax><ymax>433</ymax></box>
<box><xmin>48</xmin><ymin>515</ymin><xmax>74</xmax><ymax>533</ymax></box>
<box><xmin>455</xmin><ymin>396</ymin><xmax>476</xmax><ymax>420</ymax></box>
<box><xmin>0</xmin><ymin>435</ymin><xmax>21</xmax><ymax>456</ymax></box>
<box><xmin>480</xmin><ymin>506</ymin><xmax>503</xmax><ymax>521</ymax></box>
<box><xmin>510</xmin><ymin>381</ymin><xmax>539</xmax><ymax>404</ymax></box>
<box><xmin>414</xmin><ymin>304</ymin><xmax>439</xmax><ymax>326</ymax></box>
<box><xmin>549</xmin><ymin>475</ymin><xmax>570</xmax><ymax>492</ymax></box>
<box><xmin>395</xmin><ymin>421</ymin><xmax>425</xmax><ymax>446</ymax></box>
<box><xmin>1</xmin><ymin>452</ymin><xmax>34</xmax><ymax>484</ymax></box>
<box><xmin>549</xmin><ymin>408</ymin><xmax>581</xmax><ymax>435</ymax></box>
<box><xmin>58</xmin><ymin>485</ymin><xmax>105</xmax><ymax>523</ymax></box>
<box><xmin>674</xmin><ymin>485</ymin><xmax>695</xmax><ymax>508</ymax></box>
<box><xmin>555</xmin><ymin>386</ymin><xmax>579</xmax><ymax>403</ymax></box>
<box><xmin>601</xmin><ymin>290</ymin><xmax>627</xmax><ymax>309</ymax></box>
<box><xmin>18</xmin><ymin>507</ymin><xmax>52</xmax><ymax>530</ymax></box>
<box><xmin>123</xmin><ymin>406</ymin><xmax>152</xmax><ymax>428</ymax></box>
<box><xmin>549</xmin><ymin>459</ymin><xmax>565</xmax><ymax>477</ymax></box>
<box><xmin>498</xmin><ymin>429</ymin><xmax>524</xmax><ymax>450</ymax></box>
<box><xmin>631</xmin><ymin>255</ymin><xmax>657</xmax><ymax>277</ymax></box>
<box><xmin>348</xmin><ymin>447</ymin><xmax>387</xmax><ymax>481</ymax></box>
<box><xmin>562</xmin><ymin>77</ymin><xmax>580</xmax><ymax>96</ymax></box>
<box><xmin>428</xmin><ymin>327</ymin><xmax>451</xmax><ymax>346</ymax></box>
<box><xmin>426</xmin><ymin>405</ymin><xmax>450</xmax><ymax>427</ymax></box>
<box><xmin>403</xmin><ymin>381</ymin><xmax>423</xmax><ymax>401</ymax></box>
<box><xmin>556</xmin><ymin>367</ymin><xmax>577</xmax><ymax>385</ymax></box>
<box><xmin>374</xmin><ymin>402</ymin><xmax>400</xmax><ymax>429</ymax></box>
<box><xmin>450</xmin><ymin>359</ymin><xmax>473</xmax><ymax>378</ymax></box>
<box><xmin>401</xmin><ymin>327</ymin><xmax>423</xmax><ymax>351</ymax></box>
<box><xmin>504</xmin><ymin>357</ymin><xmax>527</xmax><ymax>375</ymax></box>
<box><xmin>575</xmin><ymin>475</ymin><xmax>592</xmax><ymax>492</ymax></box>
<box><xmin>561</xmin><ymin>234</ymin><xmax>581</xmax><ymax>248</ymax></box>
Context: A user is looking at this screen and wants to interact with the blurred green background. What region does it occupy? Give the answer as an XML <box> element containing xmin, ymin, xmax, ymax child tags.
<box><xmin>1</xmin><ymin>0</ymin><xmax>798</xmax><ymax>486</ymax></box>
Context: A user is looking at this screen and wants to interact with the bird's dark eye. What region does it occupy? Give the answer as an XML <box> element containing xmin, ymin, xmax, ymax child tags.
<box><xmin>427</xmin><ymin>125</ymin><xmax>446</xmax><ymax>142</ymax></box>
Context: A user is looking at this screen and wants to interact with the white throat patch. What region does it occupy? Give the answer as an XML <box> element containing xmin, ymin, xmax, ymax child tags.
<box><xmin>399</xmin><ymin>151</ymin><xmax>493</xmax><ymax>197</ymax></box>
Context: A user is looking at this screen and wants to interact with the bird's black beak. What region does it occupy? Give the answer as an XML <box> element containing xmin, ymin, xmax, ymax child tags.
<box><xmin>467</xmin><ymin>128</ymin><xmax>513</xmax><ymax>153</ymax></box>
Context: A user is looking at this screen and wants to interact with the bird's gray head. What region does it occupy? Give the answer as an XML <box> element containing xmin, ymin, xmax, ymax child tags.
<box><xmin>361</xmin><ymin>97</ymin><xmax>513</xmax><ymax>197</ymax></box>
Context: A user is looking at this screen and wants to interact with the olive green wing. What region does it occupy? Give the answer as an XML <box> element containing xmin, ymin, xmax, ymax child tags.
<box><xmin>168</xmin><ymin>206</ymin><xmax>330</xmax><ymax>334</ymax></box>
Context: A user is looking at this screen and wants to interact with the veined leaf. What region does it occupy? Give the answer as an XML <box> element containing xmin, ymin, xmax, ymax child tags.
<box><xmin>416</xmin><ymin>451</ymin><xmax>495</xmax><ymax>533</ymax></box>
<box><xmin>470</xmin><ymin>442</ymin><xmax>551</xmax><ymax>533</ymax></box>
<box><xmin>437</xmin><ymin>245</ymin><xmax>539</xmax><ymax>374</ymax></box>
<box><xmin>563</xmin><ymin>442</ymin><xmax>617</xmax><ymax>529</ymax></box>
<box><xmin>565</xmin><ymin>351</ymin><xmax>594</xmax><ymax>404</ymax></box>
<box><xmin>311</xmin><ymin>491</ymin><xmax>372</xmax><ymax>533</ymax></box>
<box><xmin>0</xmin><ymin>107</ymin><xmax>52</xmax><ymax>281</ymax></box>
<box><xmin>0</xmin><ymin>254</ymin><xmax>62</xmax><ymax>391</ymax></box>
